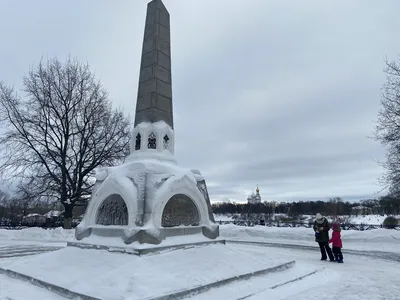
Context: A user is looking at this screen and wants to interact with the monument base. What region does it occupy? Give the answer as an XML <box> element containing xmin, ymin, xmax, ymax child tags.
<box><xmin>67</xmin><ymin>238</ymin><xmax>226</xmax><ymax>256</ymax></box>
<box><xmin>76</xmin><ymin>134</ymin><xmax>219</xmax><ymax>245</ymax></box>
<box><xmin>76</xmin><ymin>224</ymin><xmax>219</xmax><ymax>246</ymax></box>
<box><xmin>0</xmin><ymin>243</ymin><xmax>296</xmax><ymax>300</ymax></box>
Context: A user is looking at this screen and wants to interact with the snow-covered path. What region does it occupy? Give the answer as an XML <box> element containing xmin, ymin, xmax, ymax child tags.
<box><xmin>188</xmin><ymin>243</ymin><xmax>400</xmax><ymax>300</ymax></box>
<box><xmin>0</xmin><ymin>237</ymin><xmax>66</xmax><ymax>300</ymax></box>
<box><xmin>227</xmin><ymin>240</ymin><xmax>400</xmax><ymax>262</ymax></box>
<box><xmin>0</xmin><ymin>274</ymin><xmax>66</xmax><ymax>300</ymax></box>
<box><xmin>220</xmin><ymin>224</ymin><xmax>400</xmax><ymax>253</ymax></box>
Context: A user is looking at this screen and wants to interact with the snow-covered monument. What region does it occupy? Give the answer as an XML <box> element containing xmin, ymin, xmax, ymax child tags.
<box><xmin>75</xmin><ymin>0</ymin><xmax>219</xmax><ymax>245</ymax></box>
<box><xmin>0</xmin><ymin>3</ymin><xmax>303</xmax><ymax>299</ymax></box>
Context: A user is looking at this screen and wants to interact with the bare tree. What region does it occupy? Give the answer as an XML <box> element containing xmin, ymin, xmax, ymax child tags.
<box><xmin>374</xmin><ymin>57</ymin><xmax>400</xmax><ymax>198</ymax></box>
<box><xmin>0</xmin><ymin>58</ymin><xmax>131</xmax><ymax>228</ymax></box>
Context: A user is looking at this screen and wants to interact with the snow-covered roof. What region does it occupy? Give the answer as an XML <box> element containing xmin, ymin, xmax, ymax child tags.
<box><xmin>44</xmin><ymin>210</ymin><xmax>62</xmax><ymax>217</ymax></box>
<box><xmin>352</xmin><ymin>206</ymin><xmax>372</xmax><ymax>210</ymax></box>
<box><xmin>24</xmin><ymin>213</ymin><xmax>45</xmax><ymax>218</ymax></box>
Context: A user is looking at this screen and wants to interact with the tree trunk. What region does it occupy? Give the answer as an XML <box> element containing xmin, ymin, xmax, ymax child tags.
<box><xmin>63</xmin><ymin>203</ymin><xmax>74</xmax><ymax>229</ymax></box>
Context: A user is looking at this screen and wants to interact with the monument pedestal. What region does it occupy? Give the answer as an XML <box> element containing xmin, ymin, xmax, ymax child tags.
<box><xmin>76</xmin><ymin>122</ymin><xmax>218</xmax><ymax>245</ymax></box>
<box><xmin>0</xmin><ymin>242</ymin><xmax>296</xmax><ymax>300</ymax></box>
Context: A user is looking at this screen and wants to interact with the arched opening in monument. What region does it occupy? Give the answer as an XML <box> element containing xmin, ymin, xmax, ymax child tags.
<box><xmin>148</xmin><ymin>132</ymin><xmax>157</xmax><ymax>149</ymax></box>
<box><xmin>96</xmin><ymin>194</ymin><xmax>128</xmax><ymax>226</ymax></box>
<box><xmin>135</xmin><ymin>133</ymin><xmax>141</xmax><ymax>150</ymax></box>
<box><xmin>161</xmin><ymin>194</ymin><xmax>200</xmax><ymax>227</ymax></box>
<box><xmin>163</xmin><ymin>134</ymin><xmax>170</xmax><ymax>149</ymax></box>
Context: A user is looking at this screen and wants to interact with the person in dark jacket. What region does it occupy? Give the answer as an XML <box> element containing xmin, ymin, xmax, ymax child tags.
<box><xmin>313</xmin><ymin>213</ymin><xmax>334</xmax><ymax>261</ymax></box>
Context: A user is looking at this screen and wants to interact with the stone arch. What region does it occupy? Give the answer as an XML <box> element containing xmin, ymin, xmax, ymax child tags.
<box><xmin>161</xmin><ymin>194</ymin><xmax>200</xmax><ymax>227</ymax></box>
<box><xmin>96</xmin><ymin>194</ymin><xmax>128</xmax><ymax>225</ymax></box>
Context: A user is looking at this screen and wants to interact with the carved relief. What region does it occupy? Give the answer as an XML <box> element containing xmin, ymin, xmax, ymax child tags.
<box><xmin>135</xmin><ymin>133</ymin><xmax>141</xmax><ymax>150</ymax></box>
<box><xmin>162</xmin><ymin>194</ymin><xmax>200</xmax><ymax>227</ymax></box>
<box><xmin>148</xmin><ymin>132</ymin><xmax>157</xmax><ymax>149</ymax></box>
<box><xmin>96</xmin><ymin>194</ymin><xmax>128</xmax><ymax>226</ymax></box>
<box><xmin>168</xmin><ymin>176</ymin><xmax>192</xmax><ymax>193</ymax></box>
<box><xmin>197</xmin><ymin>180</ymin><xmax>216</xmax><ymax>223</ymax></box>
<box><xmin>126</xmin><ymin>171</ymin><xmax>147</xmax><ymax>226</ymax></box>
<box><xmin>154</xmin><ymin>176</ymin><xmax>170</xmax><ymax>188</ymax></box>
<box><xmin>197</xmin><ymin>181</ymin><xmax>208</xmax><ymax>201</ymax></box>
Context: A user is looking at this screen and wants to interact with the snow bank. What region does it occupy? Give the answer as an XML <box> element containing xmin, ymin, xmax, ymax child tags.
<box><xmin>220</xmin><ymin>224</ymin><xmax>314</xmax><ymax>244</ymax></box>
<box><xmin>219</xmin><ymin>224</ymin><xmax>400</xmax><ymax>252</ymax></box>
<box><xmin>213</xmin><ymin>214</ymin><xmax>234</xmax><ymax>222</ymax></box>
<box><xmin>1</xmin><ymin>222</ymin><xmax>399</xmax><ymax>253</ymax></box>
<box><xmin>0</xmin><ymin>227</ymin><xmax>74</xmax><ymax>242</ymax></box>
<box><xmin>348</xmin><ymin>214</ymin><xmax>395</xmax><ymax>225</ymax></box>
<box><xmin>297</xmin><ymin>214</ymin><xmax>399</xmax><ymax>225</ymax></box>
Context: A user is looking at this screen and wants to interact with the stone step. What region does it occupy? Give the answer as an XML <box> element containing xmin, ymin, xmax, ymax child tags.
<box><xmin>0</xmin><ymin>243</ymin><xmax>295</xmax><ymax>300</ymax></box>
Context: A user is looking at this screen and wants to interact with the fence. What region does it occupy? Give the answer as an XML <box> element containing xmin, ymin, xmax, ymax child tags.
<box><xmin>0</xmin><ymin>219</ymin><xmax>79</xmax><ymax>230</ymax></box>
<box><xmin>1</xmin><ymin>219</ymin><xmax>399</xmax><ymax>231</ymax></box>
<box><xmin>217</xmin><ymin>220</ymin><xmax>400</xmax><ymax>230</ymax></box>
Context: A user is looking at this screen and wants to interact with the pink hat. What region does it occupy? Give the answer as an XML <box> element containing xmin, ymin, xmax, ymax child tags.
<box><xmin>332</xmin><ymin>223</ymin><xmax>340</xmax><ymax>230</ymax></box>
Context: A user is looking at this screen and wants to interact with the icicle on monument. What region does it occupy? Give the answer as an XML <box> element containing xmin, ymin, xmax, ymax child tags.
<box><xmin>75</xmin><ymin>0</ymin><xmax>219</xmax><ymax>245</ymax></box>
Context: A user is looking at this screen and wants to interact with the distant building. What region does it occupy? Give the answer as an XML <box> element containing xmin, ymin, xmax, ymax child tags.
<box><xmin>351</xmin><ymin>205</ymin><xmax>372</xmax><ymax>215</ymax></box>
<box><xmin>22</xmin><ymin>213</ymin><xmax>46</xmax><ymax>225</ymax></box>
<box><xmin>44</xmin><ymin>210</ymin><xmax>62</xmax><ymax>218</ymax></box>
<box><xmin>247</xmin><ymin>186</ymin><xmax>262</xmax><ymax>204</ymax></box>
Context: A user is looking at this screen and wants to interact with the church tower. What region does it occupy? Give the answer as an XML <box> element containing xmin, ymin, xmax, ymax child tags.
<box><xmin>255</xmin><ymin>185</ymin><xmax>261</xmax><ymax>203</ymax></box>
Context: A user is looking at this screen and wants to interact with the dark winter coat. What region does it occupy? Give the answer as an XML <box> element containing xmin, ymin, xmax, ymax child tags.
<box><xmin>313</xmin><ymin>218</ymin><xmax>330</xmax><ymax>243</ymax></box>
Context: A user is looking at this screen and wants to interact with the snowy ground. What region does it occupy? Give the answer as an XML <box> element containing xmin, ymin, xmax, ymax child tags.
<box><xmin>188</xmin><ymin>244</ymin><xmax>400</xmax><ymax>300</ymax></box>
<box><xmin>220</xmin><ymin>224</ymin><xmax>400</xmax><ymax>253</ymax></box>
<box><xmin>0</xmin><ymin>225</ymin><xmax>399</xmax><ymax>300</ymax></box>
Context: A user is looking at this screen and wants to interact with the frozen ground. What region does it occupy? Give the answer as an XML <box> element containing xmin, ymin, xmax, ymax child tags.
<box><xmin>220</xmin><ymin>224</ymin><xmax>400</xmax><ymax>253</ymax></box>
<box><xmin>0</xmin><ymin>227</ymin><xmax>73</xmax><ymax>243</ymax></box>
<box><xmin>0</xmin><ymin>244</ymin><xmax>293</xmax><ymax>300</ymax></box>
<box><xmin>348</xmin><ymin>214</ymin><xmax>389</xmax><ymax>224</ymax></box>
<box><xmin>0</xmin><ymin>226</ymin><xmax>399</xmax><ymax>300</ymax></box>
<box><xmin>0</xmin><ymin>274</ymin><xmax>66</xmax><ymax>300</ymax></box>
<box><xmin>187</xmin><ymin>244</ymin><xmax>400</xmax><ymax>300</ymax></box>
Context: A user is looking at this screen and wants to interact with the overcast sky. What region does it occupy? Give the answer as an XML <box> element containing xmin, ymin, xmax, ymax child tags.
<box><xmin>1</xmin><ymin>0</ymin><xmax>399</xmax><ymax>203</ymax></box>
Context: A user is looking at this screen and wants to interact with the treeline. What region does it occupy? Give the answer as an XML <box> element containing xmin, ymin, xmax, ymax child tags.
<box><xmin>212</xmin><ymin>196</ymin><xmax>400</xmax><ymax>216</ymax></box>
<box><xmin>0</xmin><ymin>189</ymin><xmax>86</xmax><ymax>223</ymax></box>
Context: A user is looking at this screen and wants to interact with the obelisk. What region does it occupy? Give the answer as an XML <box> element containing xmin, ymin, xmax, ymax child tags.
<box><xmin>135</xmin><ymin>0</ymin><xmax>173</xmax><ymax>129</ymax></box>
<box><xmin>75</xmin><ymin>0</ymin><xmax>219</xmax><ymax>245</ymax></box>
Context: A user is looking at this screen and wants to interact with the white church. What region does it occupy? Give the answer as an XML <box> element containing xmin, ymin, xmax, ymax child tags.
<box><xmin>247</xmin><ymin>186</ymin><xmax>262</xmax><ymax>204</ymax></box>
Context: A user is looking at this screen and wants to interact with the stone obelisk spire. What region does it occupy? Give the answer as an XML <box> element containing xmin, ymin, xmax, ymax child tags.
<box><xmin>135</xmin><ymin>0</ymin><xmax>173</xmax><ymax>129</ymax></box>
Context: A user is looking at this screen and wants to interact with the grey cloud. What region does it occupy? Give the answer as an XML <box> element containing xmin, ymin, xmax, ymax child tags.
<box><xmin>1</xmin><ymin>0</ymin><xmax>398</xmax><ymax>203</ymax></box>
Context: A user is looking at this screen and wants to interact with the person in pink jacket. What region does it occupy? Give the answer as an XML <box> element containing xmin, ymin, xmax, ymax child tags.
<box><xmin>329</xmin><ymin>223</ymin><xmax>343</xmax><ymax>263</ymax></box>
